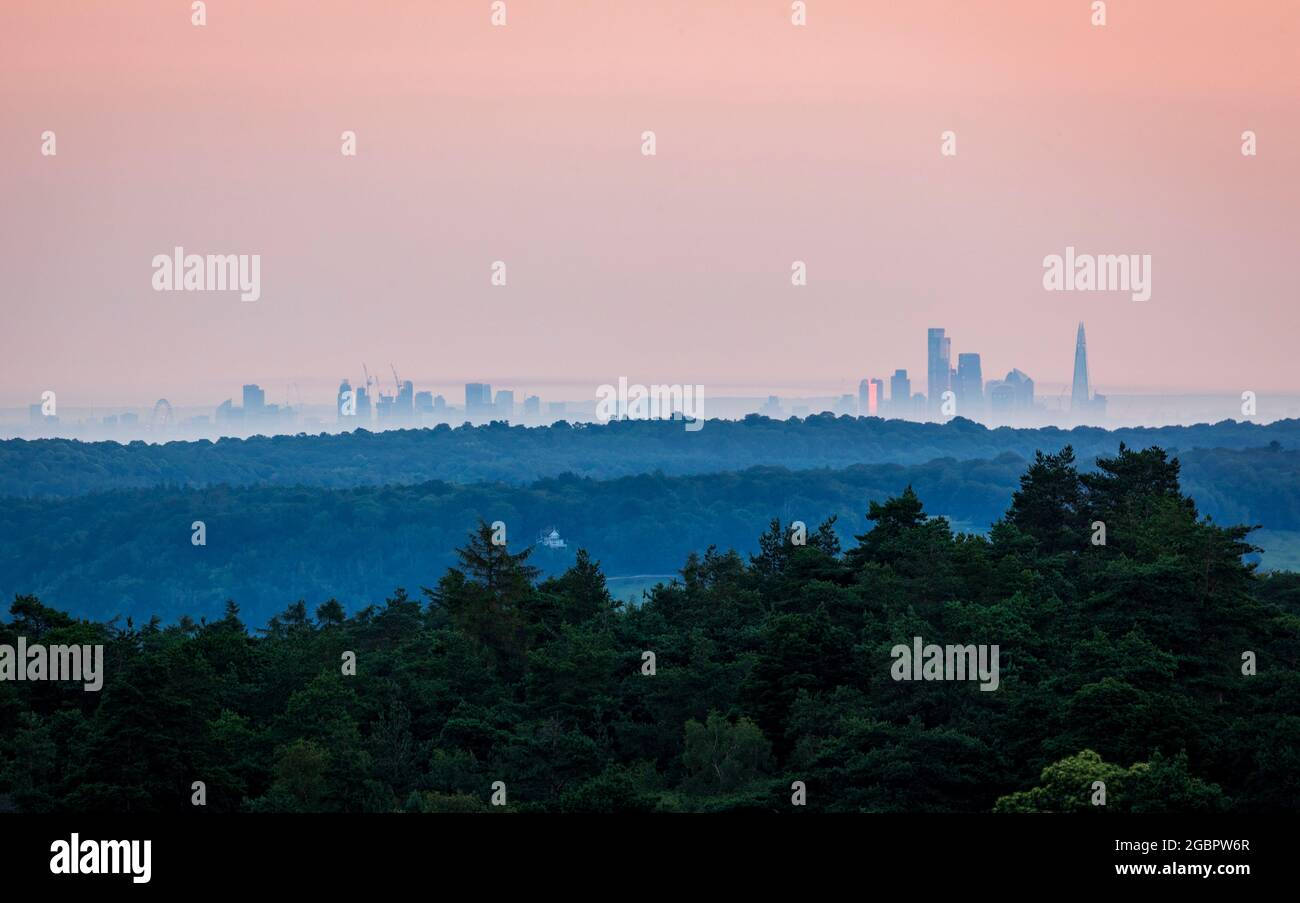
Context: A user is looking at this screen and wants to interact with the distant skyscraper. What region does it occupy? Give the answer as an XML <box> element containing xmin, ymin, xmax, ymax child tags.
<box><xmin>870</xmin><ymin>378</ymin><xmax>884</xmax><ymax>415</ymax></box>
<box><xmin>955</xmin><ymin>353</ymin><xmax>984</xmax><ymax>415</ymax></box>
<box><xmin>242</xmin><ymin>384</ymin><xmax>265</xmax><ymax>413</ymax></box>
<box><xmin>524</xmin><ymin>395</ymin><xmax>541</xmax><ymax>420</ymax></box>
<box><xmin>414</xmin><ymin>390</ymin><xmax>433</xmax><ymax>413</ymax></box>
<box><xmin>890</xmin><ymin>369</ymin><xmax>911</xmax><ymax>416</ymax></box>
<box><xmin>494</xmin><ymin>389</ymin><xmax>515</xmax><ymax>421</ymax></box>
<box><xmin>927</xmin><ymin>328</ymin><xmax>951</xmax><ymax>413</ymax></box>
<box><xmin>858</xmin><ymin>379</ymin><xmax>871</xmax><ymax>416</ymax></box>
<box><xmin>337</xmin><ymin>379</ymin><xmax>353</xmax><ymax>421</ymax></box>
<box><xmin>988</xmin><ymin>381</ymin><xmax>1014</xmax><ymax>414</ymax></box>
<box><xmin>397</xmin><ymin>380</ymin><xmax>414</xmax><ymax>417</ymax></box>
<box><xmin>355</xmin><ymin>385</ymin><xmax>371</xmax><ymax>422</ymax></box>
<box><xmin>465</xmin><ymin>383</ymin><xmax>492</xmax><ymax>420</ymax></box>
<box><xmin>987</xmin><ymin>369</ymin><xmax>1034</xmax><ymax>417</ymax></box>
<box><xmin>1071</xmin><ymin>322</ymin><xmax>1090</xmax><ymax>412</ymax></box>
<box><xmin>1007</xmin><ymin>369</ymin><xmax>1034</xmax><ymax>408</ymax></box>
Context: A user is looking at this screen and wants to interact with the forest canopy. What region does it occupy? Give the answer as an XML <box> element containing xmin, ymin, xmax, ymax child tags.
<box><xmin>1</xmin><ymin>442</ymin><xmax>1296</xmax><ymax>625</ymax></box>
<box><xmin>2</xmin><ymin>444</ymin><xmax>1296</xmax><ymax>814</ymax></box>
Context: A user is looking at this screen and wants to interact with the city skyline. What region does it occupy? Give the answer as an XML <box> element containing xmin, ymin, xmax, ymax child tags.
<box><xmin>12</xmin><ymin>321</ymin><xmax>1070</xmax><ymax>429</ymax></box>
<box><xmin>14</xmin><ymin>320</ymin><xmax>1300</xmax><ymax>441</ymax></box>
<box><xmin>0</xmin><ymin>312</ymin><xmax>1169</xmax><ymax>410</ymax></box>
<box><xmin>0</xmin><ymin>312</ymin><xmax>1120</xmax><ymax>415</ymax></box>
<box><xmin>4</xmin><ymin>0</ymin><xmax>1299</xmax><ymax>408</ymax></box>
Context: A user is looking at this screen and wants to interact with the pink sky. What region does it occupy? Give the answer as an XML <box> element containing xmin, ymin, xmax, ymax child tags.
<box><xmin>2</xmin><ymin>0</ymin><xmax>1298</xmax><ymax>407</ymax></box>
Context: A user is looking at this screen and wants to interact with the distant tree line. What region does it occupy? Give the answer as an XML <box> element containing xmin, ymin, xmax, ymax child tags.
<box><xmin>1</xmin><ymin>445</ymin><xmax>1297</xmax><ymax>814</ymax></box>
<box><xmin>3</xmin><ymin>415</ymin><xmax>1298</xmax><ymax>497</ymax></box>
<box><xmin>1</xmin><ymin>443</ymin><xmax>1297</xmax><ymax>626</ymax></box>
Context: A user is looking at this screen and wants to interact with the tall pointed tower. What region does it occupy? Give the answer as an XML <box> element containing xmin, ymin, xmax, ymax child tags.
<box><xmin>1071</xmin><ymin>322</ymin><xmax>1090</xmax><ymax>412</ymax></box>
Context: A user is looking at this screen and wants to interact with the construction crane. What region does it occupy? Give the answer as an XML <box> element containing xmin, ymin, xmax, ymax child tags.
<box><xmin>362</xmin><ymin>363</ymin><xmax>378</xmax><ymax>396</ymax></box>
<box><xmin>390</xmin><ymin>363</ymin><xmax>401</xmax><ymax>394</ymax></box>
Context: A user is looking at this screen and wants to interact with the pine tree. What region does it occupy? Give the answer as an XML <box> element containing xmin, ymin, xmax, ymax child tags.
<box><xmin>1005</xmin><ymin>446</ymin><xmax>1085</xmax><ymax>555</ymax></box>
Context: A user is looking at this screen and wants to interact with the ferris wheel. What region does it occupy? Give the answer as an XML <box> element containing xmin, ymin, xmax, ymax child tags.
<box><xmin>150</xmin><ymin>398</ymin><xmax>174</xmax><ymax>429</ymax></box>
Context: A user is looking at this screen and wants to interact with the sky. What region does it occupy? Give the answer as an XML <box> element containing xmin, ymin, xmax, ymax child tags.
<box><xmin>2</xmin><ymin>0</ymin><xmax>1298</xmax><ymax>408</ymax></box>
